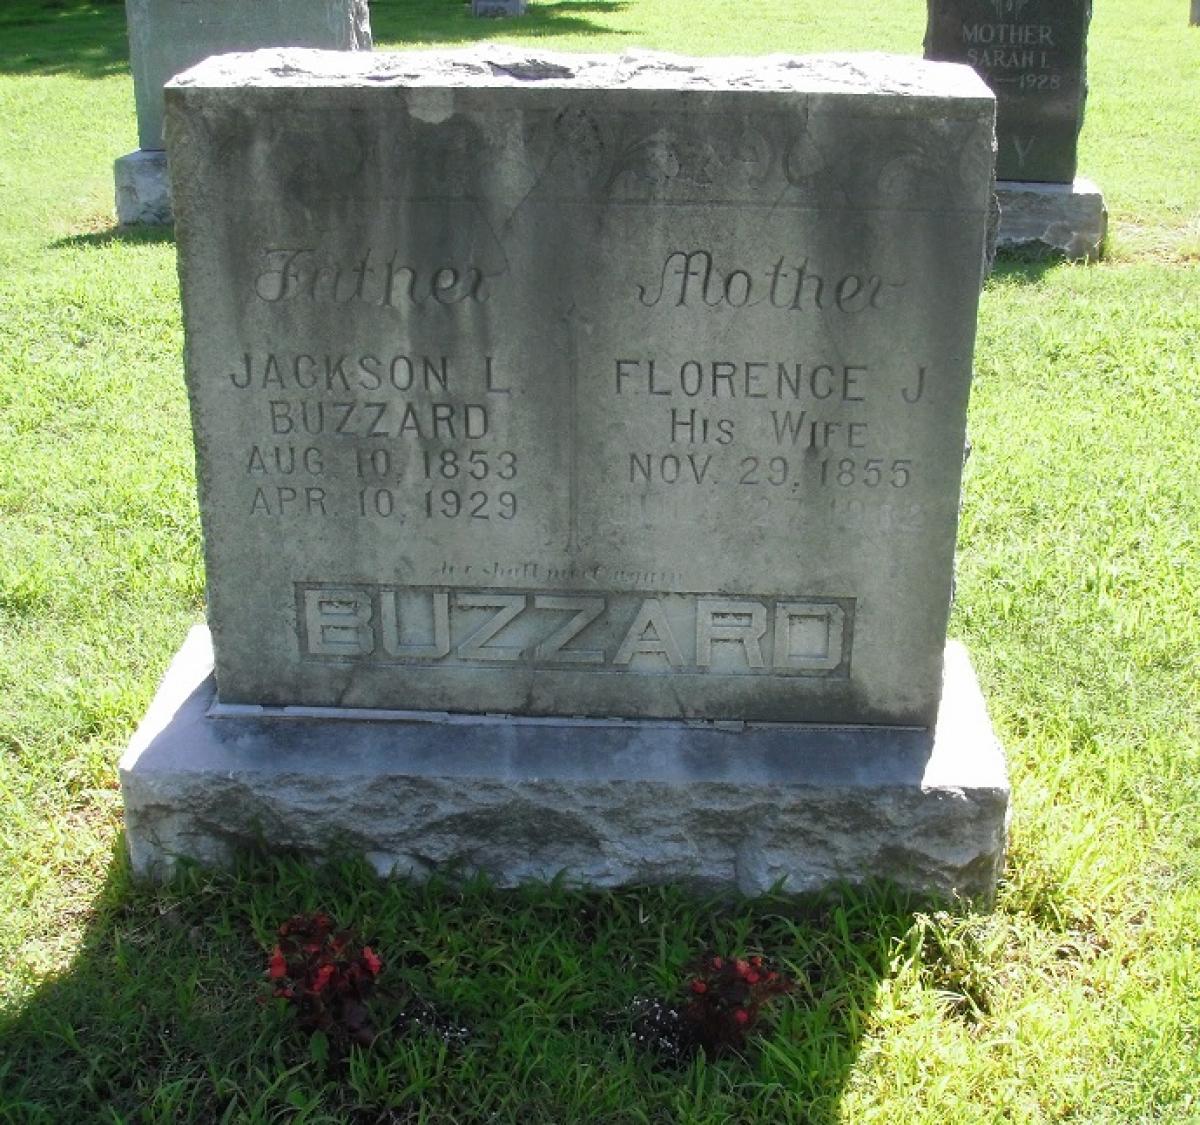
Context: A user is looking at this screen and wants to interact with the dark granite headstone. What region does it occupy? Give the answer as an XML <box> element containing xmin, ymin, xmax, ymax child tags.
<box><xmin>926</xmin><ymin>0</ymin><xmax>1091</xmax><ymax>183</ymax></box>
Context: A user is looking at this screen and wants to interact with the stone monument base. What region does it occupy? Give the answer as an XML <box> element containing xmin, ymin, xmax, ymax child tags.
<box><xmin>114</xmin><ymin>149</ymin><xmax>172</xmax><ymax>226</ymax></box>
<box><xmin>120</xmin><ymin>627</ymin><xmax>1009</xmax><ymax>899</ymax></box>
<box><xmin>995</xmin><ymin>177</ymin><xmax>1107</xmax><ymax>261</ymax></box>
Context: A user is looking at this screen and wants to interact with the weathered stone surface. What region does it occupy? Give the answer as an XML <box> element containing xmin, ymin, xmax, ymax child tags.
<box><xmin>473</xmin><ymin>0</ymin><xmax>527</xmax><ymax>15</ymax></box>
<box><xmin>996</xmin><ymin>176</ymin><xmax>1107</xmax><ymax>260</ymax></box>
<box><xmin>125</xmin><ymin>0</ymin><xmax>371</xmax><ymax>150</ymax></box>
<box><xmin>114</xmin><ymin>148</ymin><xmax>171</xmax><ymax>226</ymax></box>
<box><xmin>165</xmin><ymin>48</ymin><xmax>995</xmax><ymax>728</ymax></box>
<box><xmin>925</xmin><ymin>0</ymin><xmax>1091</xmax><ymax>182</ymax></box>
<box><xmin>120</xmin><ymin>627</ymin><xmax>1010</xmax><ymax>898</ymax></box>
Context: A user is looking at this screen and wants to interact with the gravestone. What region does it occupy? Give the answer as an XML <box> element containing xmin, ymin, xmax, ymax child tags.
<box><xmin>114</xmin><ymin>0</ymin><xmax>371</xmax><ymax>225</ymax></box>
<box><xmin>925</xmin><ymin>0</ymin><xmax>1106</xmax><ymax>259</ymax></box>
<box><xmin>473</xmin><ymin>0</ymin><xmax>527</xmax><ymax>16</ymax></box>
<box><xmin>926</xmin><ymin>0</ymin><xmax>1090</xmax><ymax>183</ymax></box>
<box><xmin>120</xmin><ymin>48</ymin><xmax>1010</xmax><ymax>898</ymax></box>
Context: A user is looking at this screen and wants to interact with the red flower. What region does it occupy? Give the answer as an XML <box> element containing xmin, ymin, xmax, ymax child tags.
<box><xmin>745</xmin><ymin>971</ymin><xmax>761</xmax><ymax>985</ymax></box>
<box><xmin>310</xmin><ymin>963</ymin><xmax>336</xmax><ymax>993</ymax></box>
<box><xmin>690</xmin><ymin>979</ymin><xmax>708</xmax><ymax>994</ymax></box>
<box><xmin>268</xmin><ymin>947</ymin><xmax>288</xmax><ymax>980</ymax></box>
<box><xmin>734</xmin><ymin>959</ymin><xmax>750</xmax><ymax>978</ymax></box>
<box><xmin>710</xmin><ymin>957</ymin><xmax>723</xmax><ymax>970</ymax></box>
<box><xmin>733</xmin><ymin>1008</ymin><xmax>750</xmax><ymax>1025</ymax></box>
<box><xmin>362</xmin><ymin>946</ymin><xmax>383</xmax><ymax>976</ymax></box>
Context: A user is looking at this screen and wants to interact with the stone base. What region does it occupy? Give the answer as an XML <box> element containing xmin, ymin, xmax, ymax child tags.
<box><xmin>119</xmin><ymin>627</ymin><xmax>1009</xmax><ymax>899</ymax></box>
<box><xmin>995</xmin><ymin>177</ymin><xmax>1107</xmax><ymax>261</ymax></box>
<box><xmin>114</xmin><ymin>149</ymin><xmax>171</xmax><ymax>226</ymax></box>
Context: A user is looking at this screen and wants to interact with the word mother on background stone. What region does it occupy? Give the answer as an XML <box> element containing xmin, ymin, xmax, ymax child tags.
<box><xmin>925</xmin><ymin>0</ymin><xmax>1092</xmax><ymax>182</ymax></box>
<box><xmin>165</xmin><ymin>48</ymin><xmax>995</xmax><ymax>727</ymax></box>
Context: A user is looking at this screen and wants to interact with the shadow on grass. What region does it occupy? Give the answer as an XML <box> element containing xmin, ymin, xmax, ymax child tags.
<box><xmin>0</xmin><ymin>844</ymin><xmax>962</xmax><ymax>1123</ymax></box>
<box><xmin>989</xmin><ymin>246</ymin><xmax>1075</xmax><ymax>286</ymax></box>
<box><xmin>50</xmin><ymin>224</ymin><xmax>176</xmax><ymax>251</ymax></box>
<box><xmin>368</xmin><ymin>0</ymin><xmax>633</xmax><ymax>48</ymax></box>
<box><xmin>0</xmin><ymin>0</ymin><xmax>632</xmax><ymax>81</ymax></box>
<box><xmin>0</xmin><ymin>0</ymin><xmax>129</xmax><ymax>79</ymax></box>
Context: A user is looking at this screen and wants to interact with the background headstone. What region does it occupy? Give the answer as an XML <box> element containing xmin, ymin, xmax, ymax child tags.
<box><xmin>120</xmin><ymin>48</ymin><xmax>1009</xmax><ymax>897</ymax></box>
<box><xmin>925</xmin><ymin>0</ymin><xmax>1091</xmax><ymax>183</ymax></box>
<box><xmin>115</xmin><ymin>0</ymin><xmax>371</xmax><ymax>225</ymax></box>
<box><xmin>126</xmin><ymin>0</ymin><xmax>372</xmax><ymax>151</ymax></box>
<box><xmin>473</xmin><ymin>0</ymin><xmax>527</xmax><ymax>16</ymax></box>
<box><xmin>925</xmin><ymin>0</ymin><xmax>1105</xmax><ymax>258</ymax></box>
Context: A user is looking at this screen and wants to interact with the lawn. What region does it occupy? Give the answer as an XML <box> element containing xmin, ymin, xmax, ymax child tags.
<box><xmin>0</xmin><ymin>0</ymin><xmax>1198</xmax><ymax>1121</ymax></box>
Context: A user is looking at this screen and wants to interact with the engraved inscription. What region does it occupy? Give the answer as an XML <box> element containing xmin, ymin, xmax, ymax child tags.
<box><xmin>253</xmin><ymin>248</ymin><xmax>492</xmax><ymax>309</ymax></box>
<box><xmin>267</xmin><ymin>399</ymin><xmax>490</xmax><ymax>440</ymax></box>
<box><xmin>612</xmin><ymin>352</ymin><xmax>921</xmax><ymax>505</ymax></box>
<box><xmin>297</xmin><ymin>585</ymin><xmax>854</xmax><ymax>678</ymax></box>
<box><xmin>636</xmin><ymin>250</ymin><xmax>905</xmax><ymax>313</ymax></box>
<box><xmin>228</xmin><ymin>349</ymin><xmax>523</xmax><ymax>523</ymax></box>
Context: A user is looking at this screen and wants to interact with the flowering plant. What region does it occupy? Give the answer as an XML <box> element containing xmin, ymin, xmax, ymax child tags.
<box><xmin>266</xmin><ymin>912</ymin><xmax>383</xmax><ymax>1047</ymax></box>
<box><xmin>629</xmin><ymin>953</ymin><xmax>794</xmax><ymax>1063</ymax></box>
<box><xmin>682</xmin><ymin>954</ymin><xmax>793</xmax><ymax>1055</ymax></box>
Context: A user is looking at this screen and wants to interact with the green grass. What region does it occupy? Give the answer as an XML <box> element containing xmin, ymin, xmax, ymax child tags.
<box><xmin>1</xmin><ymin>0</ymin><xmax>1199</xmax><ymax>1121</ymax></box>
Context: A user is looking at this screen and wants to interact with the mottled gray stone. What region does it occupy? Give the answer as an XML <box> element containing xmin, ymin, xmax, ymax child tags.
<box><xmin>120</xmin><ymin>627</ymin><xmax>1009</xmax><ymax>898</ymax></box>
<box><xmin>996</xmin><ymin>176</ymin><xmax>1107</xmax><ymax>260</ymax></box>
<box><xmin>130</xmin><ymin>48</ymin><xmax>1009</xmax><ymax>896</ymax></box>
<box><xmin>165</xmin><ymin>48</ymin><xmax>995</xmax><ymax>728</ymax></box>
<box><xmin>473</xmin><ymin>0</ymin><xmax>527</xmax><ymax>15</ymax></box>
<box><xmin>125</xmin><ymin>0</ymin><xmax>371</xmax><ymax>150</ymax></box>
<box><xmin>926</xmin><ymin>0</ymin><xmax>1091</xmax><ymax>183</ymax></box>
<box><xmin>114</xmin><ymin>148</ymin><xmax>171</xmax><ymax>226</ymax></box>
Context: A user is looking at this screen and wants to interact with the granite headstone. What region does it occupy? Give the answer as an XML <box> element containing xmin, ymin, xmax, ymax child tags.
<box><xmin>165</xmin><ymin>50</ymin><xmax>994</xmax><ymax>728</ymax></box>
<box><xmin>473</xmin><ymin>0</ymin><xmax>527</xmax><ymax>16</ymax></box>
<box><xmin>120</xmin><ymin>48</ymin><xmax>1010</xmax><ymax>897</ymax></box>
<box><xmin>115</xmin><ymin>0</ymin><xmax>370</xmax><ymax>225</ymax></box>
<box><xmin>925</xmin><ymin>0</ymin><xmax>1092</xmax><ymax>183</ymax></box>
<box><xmin>126</xmin><ymin>0</ymin><xmax>372</xmax><ymax>151</ymax></box>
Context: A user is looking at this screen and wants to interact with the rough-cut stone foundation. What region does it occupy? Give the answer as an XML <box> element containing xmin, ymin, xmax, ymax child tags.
<box><xmin>996</xmin><ymin>177</ymin><xmax>1107</xmax><ymax>261</ymax></box>
<box><xmin>121</xmin><ymin>627</ymin><xmax>1009</xmax><ymax>898</ymax></box>
<box><xmin>114</xmin><ymin>149</ymin><xmax>171</xmax><ymax>227</ymax></box>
